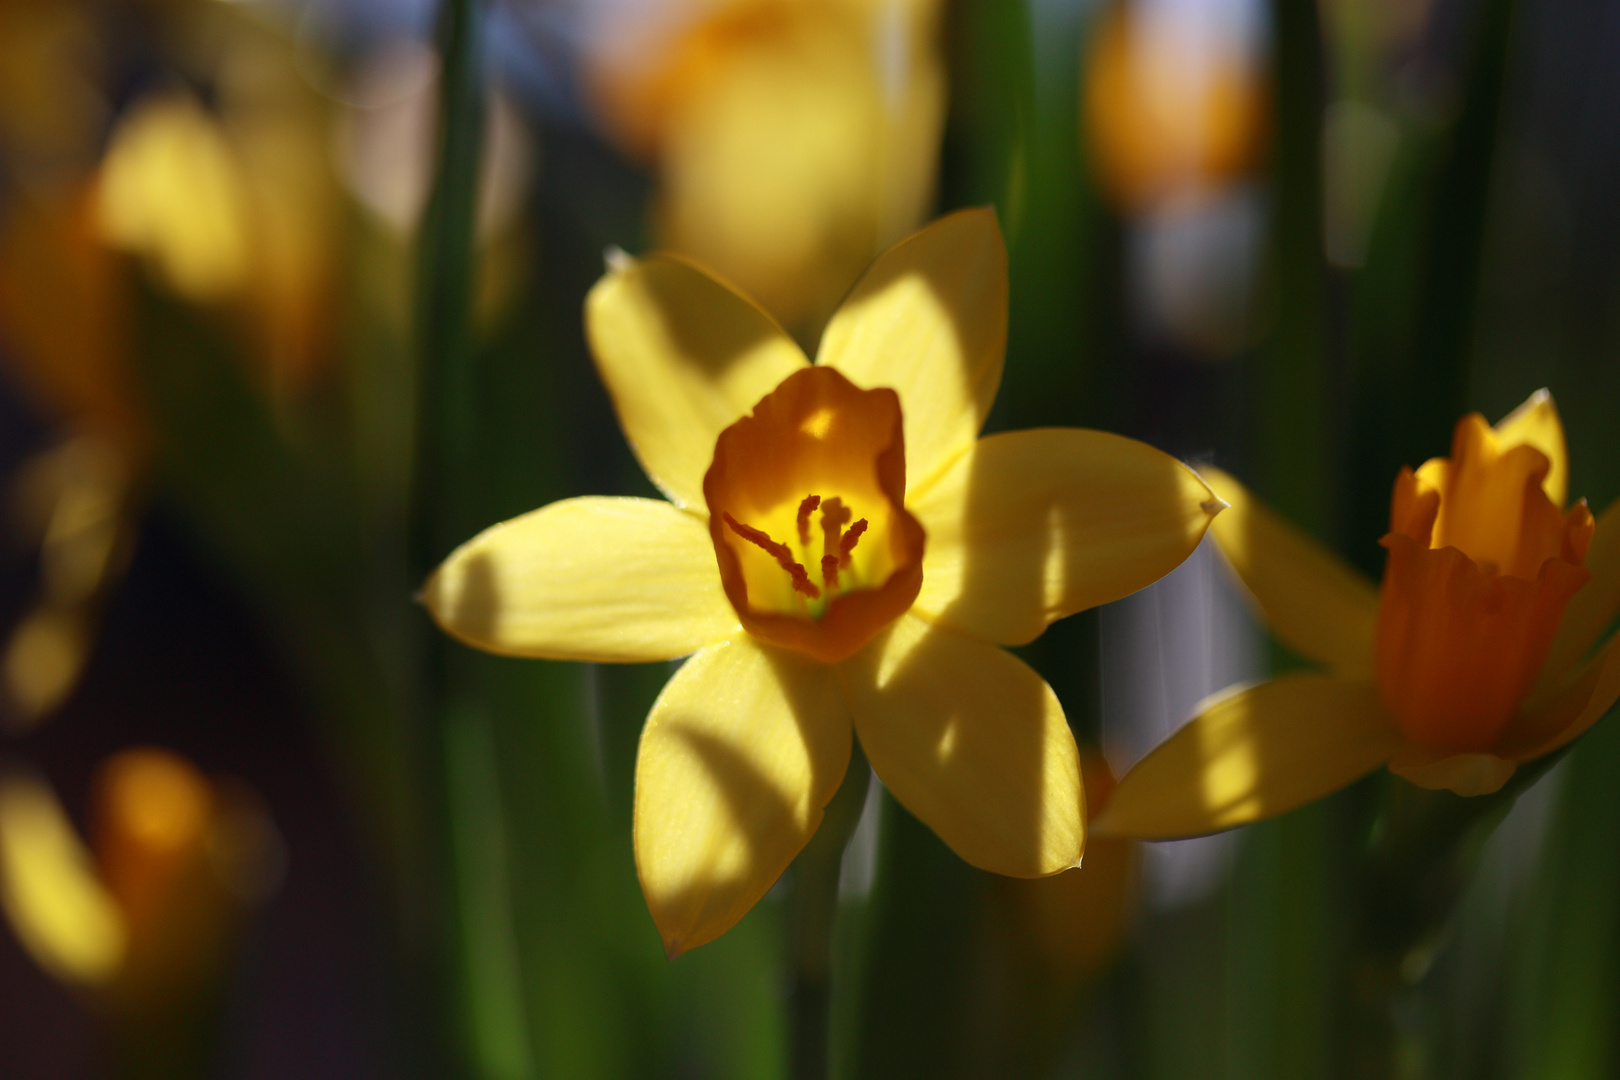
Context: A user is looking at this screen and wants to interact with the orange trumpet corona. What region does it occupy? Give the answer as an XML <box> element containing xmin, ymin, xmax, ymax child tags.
<box><xmin>704</xmin><ymin>366</ymin><xmax>925</xmax><ymax>663</ymax></box>
<box><xmin>1375</xmin><ymin>414</ymin><xmax>1594</xmax><ymax>753</ymax></box>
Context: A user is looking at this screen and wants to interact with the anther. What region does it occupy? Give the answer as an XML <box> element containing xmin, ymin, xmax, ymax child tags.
<box><xmin>723</xmin><ymin>513</ymin><xmax>821</xmax><ymax>599</ymax></box>
<box><xmin>839</xmin><ymin>519</ymin><xmax>868</xmax><ymax>568</ymax></box>
<box><xmin>796</xmin><ymin>495</ymin><xmax>821</xmax><ymax>546</ymax></box>
<box><xmin>819</xmin><ymin>498</ymin><xmax>852</xmax><ymax>586</ymax></box>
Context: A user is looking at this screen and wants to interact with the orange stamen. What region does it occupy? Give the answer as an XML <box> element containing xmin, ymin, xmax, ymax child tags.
<box><xmin>839</xmin><ymin>519</ymin><xmax>868</xmax><ymax>568</ymax></box>
<box><xmin>796</xmin><ymin>494</ymin><xmax>821</xmax><ymax>546</ymax></box>
<box><xmin>723</xmin><ymin>513</ymin><xmax>821</xmax><ymax>599</ymax></box>
<box><xmin>819</xmin><ymin>498</ymin><xmax>852</xmax><ymax>586</ymax></box>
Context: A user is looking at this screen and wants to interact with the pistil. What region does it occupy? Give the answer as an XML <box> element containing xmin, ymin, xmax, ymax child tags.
<box><xmin>819</xmin><ymin>498</ymin><xmax>851</xmax><ymax>586</ymax></box>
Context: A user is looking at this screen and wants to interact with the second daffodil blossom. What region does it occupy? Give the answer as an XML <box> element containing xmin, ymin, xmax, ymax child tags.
<box><xmin>1098</xmin><ymin>391</ymin><xmax>1620</xmax><ymax>841</ymax></box>
<box><xmin>423</xmin><ymin>210</ymin><xmax>1222</xmax><ymax>956</ymax></box>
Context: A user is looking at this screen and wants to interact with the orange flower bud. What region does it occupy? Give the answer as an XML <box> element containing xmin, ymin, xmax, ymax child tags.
<box><xmin>1375</xmin><ymin>414</ymin><xmax>1594</xmax><ymax>753</ymax></box>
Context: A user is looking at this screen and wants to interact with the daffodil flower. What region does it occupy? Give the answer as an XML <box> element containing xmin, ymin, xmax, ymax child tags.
<box><xmin>583</xmin><ymin>0</ymin><xmax>945</xmax><ymax>335</ymax></box>
<box><xmin>1098</xmin><ymin>392</ymin><xmax>1620</xmax><ymax>841</ymax></box>
<box><xmin>0</xmin><ymin>750</ymin><xmax>277</xmax><ymax>1007</ymax></box>
<box><xmin>423</xmin><ymin>210</ymin><xmax>1222</xmax><ymax>955</ymax></box>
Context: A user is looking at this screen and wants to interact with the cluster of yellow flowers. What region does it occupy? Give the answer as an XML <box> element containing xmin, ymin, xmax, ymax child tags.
<box><xmin>423</xmin><ymin>208</ymin><xmax>1620</xmax><ymax>956</ymax></box>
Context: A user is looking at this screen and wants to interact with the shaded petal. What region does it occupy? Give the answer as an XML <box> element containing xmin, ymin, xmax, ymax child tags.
<box><xmin>1493</xmin><ymin>388</ymin><xmax>1567</xmax><ymax>508</ymax></box>
<box><xmin>1388</xmin><ymin>746</ymin><xmax>1516</xmax><ymax>796</ymax></box>
<box><xmin>908</xmin><ymin>429</ymin><xmax>1220</xmax><ymax>645</ymax></box>
<box><xmin>423</xmin><ymin>497</ymin><xmax>738</xmax><ymax>663</ymax></box>
<box><xmin>841</xmin><ymin>613</ymin><xmax>1082</xmax><ymax>877</ymax></box>
<box><xmin>1503</xmin><ymin>630</ymin><xmax>1620</xmax><ymax>763</ymax></box>
<box><xmin>635</xmin><ymin>637</ymin><xmax>851</xmax><ymax>957</ymax></box>
<box><xmin>1544</xmin><ymin>495</ymin><xmax>1620</xmax><ymax>679</ymax></box>
<box><xmin>816</xmin><ymin>208</ymin><xmax>1007</xmax><ymax>492</ymax></box>
<box><xmin>1203</xmin><ymin>466</ymin><xmax>1380</xmax><ymax>679</ymax></box>
<box><xmin>0</xmin><ymin>771</ymin><xmax>125</xmax><ymax>986</ymax></box>
<box><xmin>586</xmin><ymin>254</ymin><xmax>809</xmax><ymax>507</ymax></box>
<box><xmin>1094</xmin><ymin>674</ymin><xmax>1401</xmax><ymax>840</ymax></box>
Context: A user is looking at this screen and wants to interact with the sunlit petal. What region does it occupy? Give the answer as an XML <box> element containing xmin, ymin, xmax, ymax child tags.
<box><xmin>842</xmin><ymin>613</ymin><xmax>1082</xmax><ymax>877</ymax></box>
<box><xmin>635</xmin><ymin>637</ymin><xmax>851</xmax><ymax>958</ymax></box>
<box><xmin>1492</xmin><ymin>388</ymin><xmax>1567</xmax><ymax>508</ymax></box>
<box><xmin>909</xmin><ymin>428</ymin><xmax>1220</xmax><ymax>645</ymax></box>
<box><xmin>816</xmin><ymin>208</ymin><xmax>1008</xmax><ymax>492</ymax></box>
<box><xmin>1544</xmin><ymin>495</ymin><xmax>1620</xmax><ymax>679</ymax></box>
<box><xmin>0</xmin><ymin>771</ymin><xmax>125</xmax><ymax>987</ymax></box>
<box><xmin>1095</xmin><ymin>674</ymin><xmax>1400</xmax><ymax>840</ymax></box>
<box><xmin>1203</xmin><ymin>466</ymin><xmax>1380</xmax><ymax>679</ymax></box>
<box><xmin>423</xmin><ymin>497</ymin><xmax>739</xmax><ymax>663</ymax></box>
<box><xmin>586</xmin><ymin>254</ymin><xmax>809</xmax><ymax>508</ymax></box>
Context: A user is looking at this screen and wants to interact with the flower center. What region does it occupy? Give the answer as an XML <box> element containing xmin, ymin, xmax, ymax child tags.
<box><xmin>704</xmin><ymin>366</ymin><xmax>925</xmax><ymax>663</ymax></box>
<box><xmin>721</xmin><ymin>493</ymin><xmax>872</xmax><ymax>607</ymax></box>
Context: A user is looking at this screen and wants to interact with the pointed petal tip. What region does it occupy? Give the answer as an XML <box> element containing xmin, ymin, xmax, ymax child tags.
<box><xmin>662</xmin><ymin>935</ymin><xmax>686</xmax><ymax>962</ymax></box>
<box><xmin>603</xmin><ymin>245</ymin><xmax>633</xmax><ymax>274</ymax></box>
<box><xmin>1201</xmin><ymin>496</ymin><xmax>1230</xmax><ymax>517</ymax></box>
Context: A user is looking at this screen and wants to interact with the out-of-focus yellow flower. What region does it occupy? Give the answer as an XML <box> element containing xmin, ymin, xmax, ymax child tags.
<box><xmin>0</xmin><ymin>1</ymin><xmax>341</xmax><ymax>427</ymax></box>
<box><xmin>1099</xmin><ymin>392</ymin><xmax>1620</xmax><ymax>840</ymax></box>
<box><xmin>1082</xmin><ymin>2</ymin><xmax>1265</xmax><ymax>213</ymax></box>
<box><xmin>97</xmin><ymin>91</ymin><xmax>253</xmax><ymax>301</ymax></box>
<box><xmin>584</xmin><ymin>0</ymin><xmax>945</xmax><ymax>336</ymax></box>
<box><xmin>424</xmin><ymin>209</ymin><xmax>1221</xmax><ymax>955</ymax></box>
<box><xmin>95</xmin><ymin>69</ymin><xmax>339</xmax><ymax>389</ymax></box>
<box><xmin>0</xmin><ymin>767</ymin><xmax>125</xmax><ymax>986</ymax></box>
<box><xmin>3</xmin><ymin>436</ymin><xmax>132</xmax><ymax>730</ymax></box>
<box><xmin>0</xmin><ymin>749</ymin><xmax>280</xmax><ymax>1013</ymax></box>
<box><xmin>994</xmin><ymin>753</ymin><xmax>1134</xmax><ymax>982</ymax></box>
<box><xmin>977</xmin><ymin>752</ymin><xmax>1134</xmax><ymax>1072</ymax></box>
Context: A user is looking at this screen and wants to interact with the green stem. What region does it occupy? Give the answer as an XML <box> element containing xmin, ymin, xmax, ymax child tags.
<box><xmin>409</xmin><ymin>0</ymin><xmax>489</xmax><ymax>1076</ymax></box>
<box><xmin>1360</xmin><ymin>748</ymin><xmax>1569</xmax><ymax>963</ymax></box>
<box><xmin>788</xmin><ymin>740</ymin><xmax>871</xmax><ymax>1080</ymax></box>
<box><xmin>413</xmin><ymin>0</ymin><xmax>486</xmax><ymax>575</ymax></box>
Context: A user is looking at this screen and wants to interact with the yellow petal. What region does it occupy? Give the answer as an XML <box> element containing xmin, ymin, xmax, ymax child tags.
<box><xmin>1387</xmin><ymin>746</ymin><xmax>1516</xmax><ymax>796</ymax></box>
<box><xmin>1094</xmin><ymin>674</ymin><xmax>1401</xmax><ymax>840</ymax></box>
<box><xmin>1544</xmin><ymin>495</ymin><xmax>1620</xmax><ymax>679</ymax></box>
<box><xmin>908</xmin><ymin>429</ymin><xmax>1220</xmax><ymax>645</ymax></box>
<box><xmin>1492</xmin><ymin>388</ymin><xmax>1567</xmax><ymax>508</ymax></box>
<box><xmin>0</xmin><ymin>770</ymin><xmax>126</xmax><ymax>986</ymax></box>
<box><xmin>841</xmin><ymin>612</ymin><xmax>1083</xmax><ymax>877</ymax></box>
<box><xmin>423</xmin><ymin>497</ymin><xmax>739</xmax><ymax>663</ymax></box>
<box><xmin>634</xmin><ymin>636</ymin><xmax>851</xmax><ymax>957</ymax></box>
<box><xmin>1203</xmin><ymin>466</ymin><xmax>1380</xmax><ymax>679</ymax></box>
<box><xmin>816</xmin><ymin>208</ymin><xmax>1008</xmax><ymax>492</ymax></box>
<box><xmin>585</xmin><ymin>254</ymin><xmax>809</xmax><ymax>508</ymax></box>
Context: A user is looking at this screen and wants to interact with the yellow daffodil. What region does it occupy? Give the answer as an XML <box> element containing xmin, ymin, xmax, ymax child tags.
<box><xmin>423</xmin><ymin>209</ymin><xmax>1221</xmax><ymax>956</ymax></box>
<box><xmin>583</xmin><ymin>0</ymin><xmax>945</xmax><ymax>335</ymax></box>
<box><xmin>1098</xmin><ymin>391</ymin><xmax>1620</xmax><ymax>840</ymax></box>
<box><xmin>0</xmin><ymin>749</ymin><xmax>280</xmax><ymax>1011</ymax></box>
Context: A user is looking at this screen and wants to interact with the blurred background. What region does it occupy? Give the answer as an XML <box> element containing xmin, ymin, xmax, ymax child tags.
<box><xmin>1</xmin><ymin>0</ymin><xmax>1618</xmax><ymax>1077</ymax></box>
